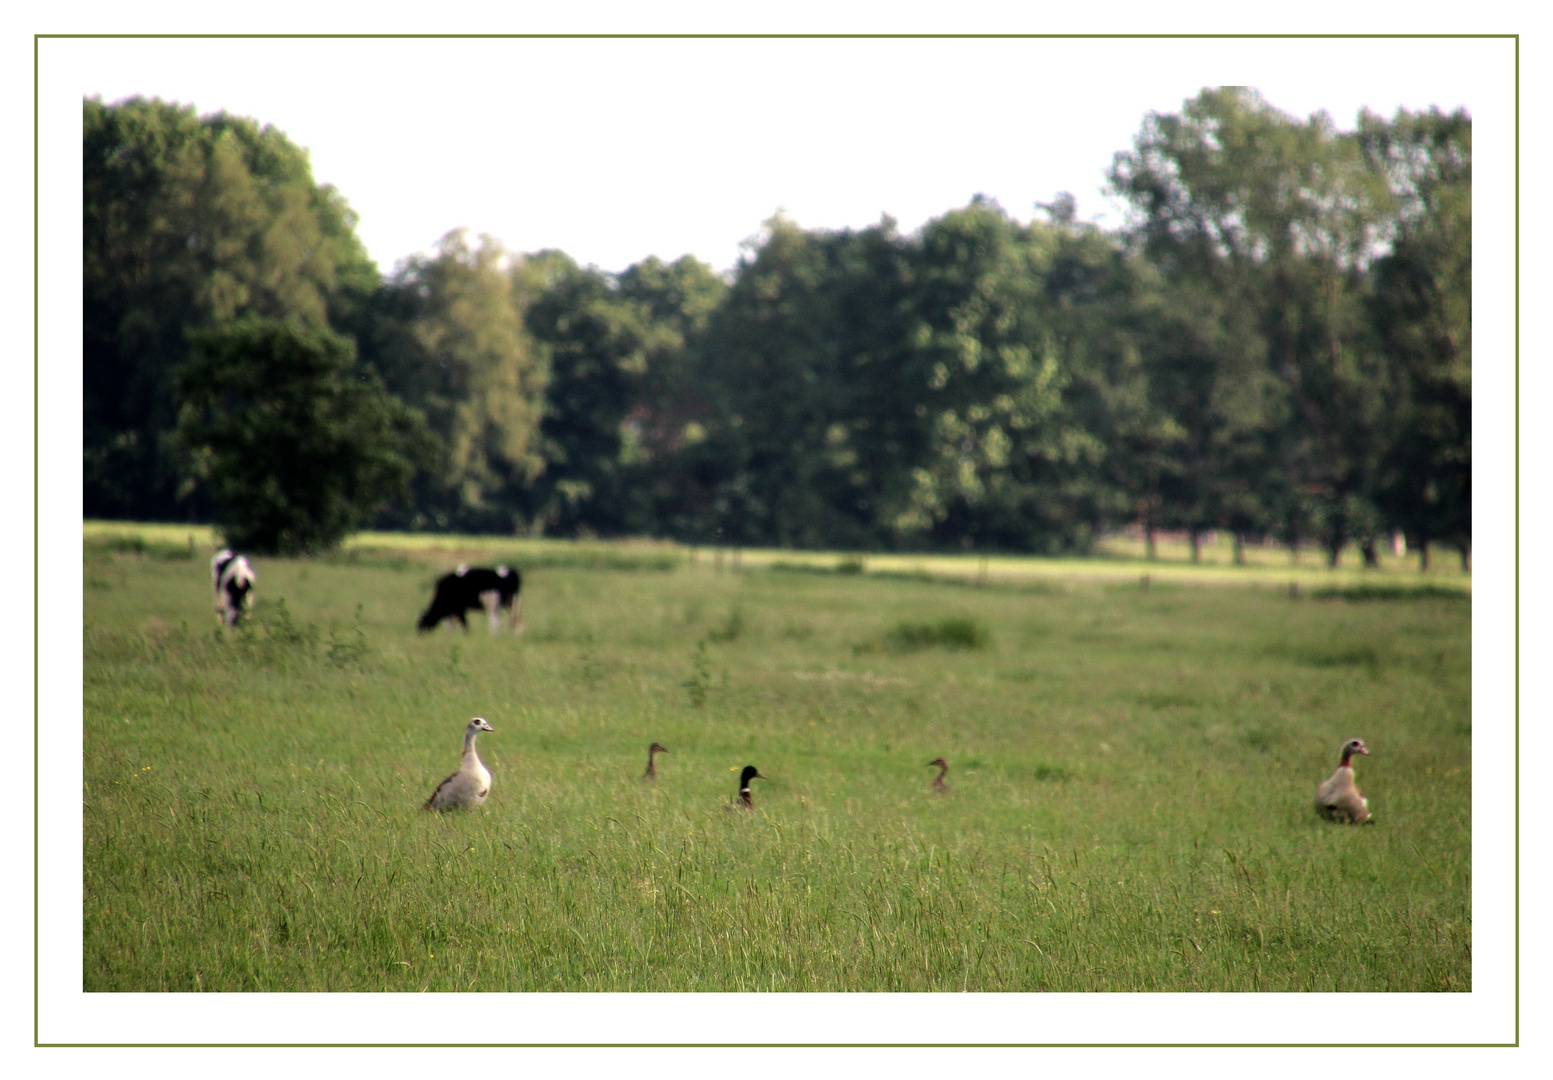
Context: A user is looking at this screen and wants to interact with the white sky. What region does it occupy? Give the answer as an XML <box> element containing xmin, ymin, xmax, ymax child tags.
<box><xmin>55</xmin><ymin>34</ymin><xmax>1494</xmax><ymax>276</ymax></box>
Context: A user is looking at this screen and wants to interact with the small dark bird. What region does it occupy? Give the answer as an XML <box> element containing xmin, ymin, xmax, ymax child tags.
<box><xmin>642</xmin><ymin>742</ymin><xmax>668</xmax><ymax>781</ymax></box>
<box><xmin>926</xmin><ymin>757</ymin><xmax>950</xmax><ymax>792</ymax></box>
<box><xmin>732</xmin><ymin>764</ymin><xmax>765</xmax><ymax>809</ymax></box>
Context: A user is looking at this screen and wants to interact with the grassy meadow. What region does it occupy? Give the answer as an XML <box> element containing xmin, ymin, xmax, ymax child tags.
<box><xmin>82</xmin><ymin>526</ymin><xmax>1471</xmax><ymax>992</ymax></box>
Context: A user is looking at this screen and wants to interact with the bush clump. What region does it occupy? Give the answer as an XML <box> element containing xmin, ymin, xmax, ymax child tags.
<box><xmin>859</xmin><ymin>616</ymin><xmax>991</xmax><ymax>654</ymax></box>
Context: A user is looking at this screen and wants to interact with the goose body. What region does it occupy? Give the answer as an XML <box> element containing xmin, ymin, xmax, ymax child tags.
<box><xmin>642</xmin><ymin>742</ymin><xmax>668</xmax><ymax>781</ymax></box>
<box><xmin>1315</xmin><ymin>738</ymin><xmax>1372</xmax><ymax>824</ymax></box>
<box><xmin>424</xmin><ymin>717</ymin><xmax>494</xmax><ymax>811</ymax></box>
<box><xmin>927</xmin><ymin>757</ymin><xmax>950</xmax><ymax>792</ymax></box>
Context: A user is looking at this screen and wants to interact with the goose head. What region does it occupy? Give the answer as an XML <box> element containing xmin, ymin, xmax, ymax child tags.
<box><xmin>649</xmin><ymin>742</ymin><xmax>668</xmax><ymax>756</ymax></box>
<box><xmin>926</xmin><ymin>757</ymin><xmax>949</xmax><ymax>770</ymax></box>
<box><xmin>469</xmin><ymin>717</ymin><xmax>495</xmax><ymax>734</ymax></box>
<box><xmin>739</xmin><ymin>765</ymin><xmax>764</xmax><ymax>790</ymax></box>
<box><xmin>1339</xmin><ymin>738</ymin><xmax>1368</xmax><ymax>764</ymax></box>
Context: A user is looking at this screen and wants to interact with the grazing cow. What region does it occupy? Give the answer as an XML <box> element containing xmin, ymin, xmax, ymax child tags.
<box><xmin>417</xmin><ymin>564</ymin><xmax>524</xmax><ymax>634</ymax></box>
<box><xmin>211</xmin><ymin>549</ymin><xmax>255</xmax><ymax>628</ymax></box>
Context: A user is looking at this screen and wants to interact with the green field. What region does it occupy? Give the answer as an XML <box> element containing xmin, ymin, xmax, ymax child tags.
<box><xmin>82</xmin><ymin>526</ymin><xmax>1471</xmax><ymax>992</ymax></box>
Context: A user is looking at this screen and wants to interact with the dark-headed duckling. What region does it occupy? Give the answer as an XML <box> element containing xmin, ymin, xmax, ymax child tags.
<box><xmin>731</xmin><ymin>764</ymin><xmax>765</xmax><ymax>809</ymax></box>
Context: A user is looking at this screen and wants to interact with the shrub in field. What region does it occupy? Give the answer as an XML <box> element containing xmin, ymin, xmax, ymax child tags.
<box><xmin>707</xmin><ymin>607</ymin><xmax>744</xmax><ymax>643</ymax></box>
<box><xmin>858</xmin><ymin>616</ymin><xmax>991</xmax><ymax>654</ymax></box>
<box><xmin>684</xmin><ymin>639</ymin><xmax>711</xmax><ymax>706</ymax></box>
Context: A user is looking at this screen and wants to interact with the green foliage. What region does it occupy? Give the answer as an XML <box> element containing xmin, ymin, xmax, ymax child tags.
<box><xmin>1108</xmin><ymin>89</ymin><xmax>1470</xmax><ymax>565</ymax></box>
<box><xmin>683</xmin><ymin>639</ymin><xmax>711</xmax><ymax>707</ymax></box>
<box><xmin>82</xmin><ymin>92</ymin><xmax>1469</xmax><ymax>564</ymax></box>
<box><xmin>363</xmin><ymin>230</ymin><xmax>548</xmax><ymax>532</ymax></box>
<box><xmin>176</xmin><ymin>317</ymin><xmax>432</xmax><ymax>554</ymax></box>
<box><xmin>83</xmin><ymin>537</ymin><xmax>1470</xmax><ymax>991</ymax></box>
<box><xmin>518</xmin><ymin>251</ymin><xmax>725</xmax><ymax>537</ymax></box>
<box><xmin>859</xmin><ymin>616</ymin><xmax>991</xmax><ymax>654</ymax></box>
<box><xmin>84</xmin><ymin>96</ymin><xmax>377</xmax><ymax>520</ymax></box>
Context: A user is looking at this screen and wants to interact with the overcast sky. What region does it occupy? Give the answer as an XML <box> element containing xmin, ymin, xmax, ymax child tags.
<box><xmin>49</xmin><ymin>35</ymin><xmax>1500</xmax><ymax>277</ymax></box>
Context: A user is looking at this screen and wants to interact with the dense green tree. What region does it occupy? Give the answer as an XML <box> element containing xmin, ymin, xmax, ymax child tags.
<box><xmin>362</xmin><ymin>230</ymin><xmax>548</xmax><ymax>532</ymax></box>
<box><xmin>1109</xmin><ymin>88</ymin><xmax>1395</xmax><ymax>565</ymax></box>
<box><xmin>891</xmin><ymin>201</ymin><xmax>1102</xmax><ymax>552</ymax></box>
<box><xmin>682</xmin><ymin>213</ymin><xmax>920</xmax><ymax>548</ymax></box>
<box><xmin>176</xmin><ymin>318</ymin><xmax>432</xmax><ymax>554</ymax></box>
<box><xmin>84</xmin><ymin>96</ymin><xmax>377</xmax><ymax>520</ymax></box>
<box><xmin>1362</xmin><ymin>108</ymin><xmax>1472</xmax><ymax>568</ymax></box>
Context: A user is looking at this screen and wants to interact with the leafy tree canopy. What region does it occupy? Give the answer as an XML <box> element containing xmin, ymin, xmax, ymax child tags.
<box><xmin>177</xmin><ymin>317</ymin><xmax>432</xmax><ymax>554</ymax></box>
<box><xmin>85</xmin><ymin>96</ymin><xmax>377</xmax><ymax>520</ymax></box>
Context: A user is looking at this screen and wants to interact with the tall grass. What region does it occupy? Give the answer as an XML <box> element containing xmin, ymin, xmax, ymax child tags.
<box><xmin>82</xmin><ymin>533</ymin><xmax>1470</xmax><ymax>991</ymax></box>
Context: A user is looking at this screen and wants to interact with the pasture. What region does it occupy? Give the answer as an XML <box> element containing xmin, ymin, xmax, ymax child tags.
<box><xmin>81</xmin><ymin>527</ymin><xmax>1471</xmax><ymax>992</ymax></box>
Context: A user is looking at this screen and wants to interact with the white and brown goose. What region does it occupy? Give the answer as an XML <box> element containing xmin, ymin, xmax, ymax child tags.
<box><xmin>424</xmin><ymin>717</ymin><xmax>495</xmax><ymax>811</ymax></box>
<box><xmin>1314</xmin><ymin>738</ymin><xmax>1373</xmax><ymax>824</ymax></box>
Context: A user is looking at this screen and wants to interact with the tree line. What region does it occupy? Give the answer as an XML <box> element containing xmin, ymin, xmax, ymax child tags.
<box><xmin>84</xmin><ymin>89</ymin><xmax>1470</xmax><ymax>565</ymax></box>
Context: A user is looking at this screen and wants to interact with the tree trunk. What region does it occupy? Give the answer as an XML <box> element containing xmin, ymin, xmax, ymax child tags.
<box><xmin>1189</xmin><ymin>529</ymin><xmax>1201</xmax><ymax>564</ymax></box>
<box><xmin>1458</xmin><ymin>543</ymin><xmax>1470</xmax><ymax>572</ymax></box>
<box><xmin>1418</xmin><ymin>542</ymin><xmax>1430</xmax><ymax>572</ymax></box>
<box><xmin>1360</xmin><ymin>540</ymin><xmax>1379</xmax><ymax>568</ymax></box>
<box><xmin>1145</xmin><ymin>523</ymin><xmax>1156</xmax><ymax>562</ymax></box>
<box><xmin>1233</xmin><ymin>532</ymin><xmax>1246</xmax><ymax>566</ymax></box>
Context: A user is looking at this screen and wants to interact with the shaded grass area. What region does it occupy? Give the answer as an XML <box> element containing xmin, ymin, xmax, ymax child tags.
<box><xmin>83</xmin><ymin>534</ymin><xmax>1470</xmax><ymax>991</ymax></box>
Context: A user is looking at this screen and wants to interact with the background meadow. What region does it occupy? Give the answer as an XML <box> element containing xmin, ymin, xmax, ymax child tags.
<box><xmin>82</xmin><ymin>527</ymin><xmax>1471</xmax><ymax>992</ymax></box>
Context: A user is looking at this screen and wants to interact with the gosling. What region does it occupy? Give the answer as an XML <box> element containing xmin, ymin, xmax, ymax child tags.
<box><xmin>424</xmin><ymin>717</ymin><xmax>495</xmax><ymax>811</ymax></box>
<box><xmin>642</xmin><ymin>742</ymin><xmax>668</xmax><ymax>781</ymax></box>
<box><xmin>926</xmin><ymin>757</ymin><xmax>950</xmax><ymax>792</ymax></box>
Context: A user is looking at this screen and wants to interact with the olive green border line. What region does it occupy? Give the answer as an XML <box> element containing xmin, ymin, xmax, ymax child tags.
<box><xmin>1512</xmin><ymin>30</ymin><xmax>1520</xmax><ymax>1052</ymax></box>
<box><xmin>42</xmin><ymin>31</ymin><xmax>1521</xmax><ymax>1050</ymax></box>
<box><xmin>32</xmin><ymin>28</ymin><xmax>42</xmax><ymax>1055</ymax></box>
<box><xmin>30</xmin><ymin>1042</ymin><xmax>1521</xmax><ymax>1049</ymax></box>
<box><xmin>35</xmin><ymin>32</ymin><xmax>1518</xmax><ymax>40</ymax></box>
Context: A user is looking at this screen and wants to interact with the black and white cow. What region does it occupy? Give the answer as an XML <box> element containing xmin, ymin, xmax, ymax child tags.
<box><xmin>417</xmin><ymin>565</ymin><xmax>524</xmax><ymax>634</ymax></box>
<box><xmin>211</xmin><ymin>549</ymin><xmax>256</xmax><ymax>628</ymax></box>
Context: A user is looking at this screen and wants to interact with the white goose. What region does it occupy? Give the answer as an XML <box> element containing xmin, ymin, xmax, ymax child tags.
<box><xmin>1314</xmin><ymin>738</ymin><xmax>1373</xmax><ymax>824</ymax></box>
<box><xmin>424</xmin><ymin>717</ymin><xmax>494</xmax><ymax>811</ymax></box>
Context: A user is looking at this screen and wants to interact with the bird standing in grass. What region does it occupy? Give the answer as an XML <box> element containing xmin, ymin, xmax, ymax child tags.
<box><xmin>642</xmin><ymin>742</ymin><xmax>668</xmax><ymax>781</ymax></box>
<box><xmin>926</xmin><ymin>757</ymin><xmax>950</xmax><ymax>792</ymax></box>
<box><xmin>1315</xmin><ymin>738</ymin><xmax>1373</xmax><ymax>824</ymax></box>
<box><xmin>424</xmin><ymin>717</ymin><xmax>494</xmax><ymax>811</ymax></box>
<box><xmin>729</xmin><ymin>764</ymin><xmax>765</xmax><ymax>810</ymax></box>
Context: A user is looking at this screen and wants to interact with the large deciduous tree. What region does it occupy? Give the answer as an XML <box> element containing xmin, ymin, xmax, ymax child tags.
<box><xmin>362</xmin><ymin>230</ymin><xmax>548</xmax><ymax>532</ymax></box>
<box><xmin>84</xmin><ymin>96</ymin><xmax>377</xmax><ymax>520</ymax></box>
<box><xmin>1109</xmin><ymin>88</ymin><xmax>1397</xmax><ymax>565</ymax></box>
<box><xmin>176</xmin><ymin>317</ymin><xmax>432</xmax><ymax>554</ymax></box>
<box><xmin>1362</xmin><ymin>107</ymin><xmax>1472</xmax><ymax>568</ymax></box>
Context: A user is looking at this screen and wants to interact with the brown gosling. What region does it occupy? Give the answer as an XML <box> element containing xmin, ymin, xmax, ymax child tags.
<box><xmin>926</xmin><ymin>757</ymin><xmax>950</xmax><ymax>792</ymax></box>
<box><xmin>642</xmin><ymin>741</ymin><xmax>668</xmax><ymax>781</ymax></box>
<box><xmin>424</xmin><ymin>717</ymin><xmax>494</xmax><ymax>811</ymax></box>
<box><xmin>1314</xmin><ymin>738</ymin><xmax>1373</xmax><ymax>824</ymax></box>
